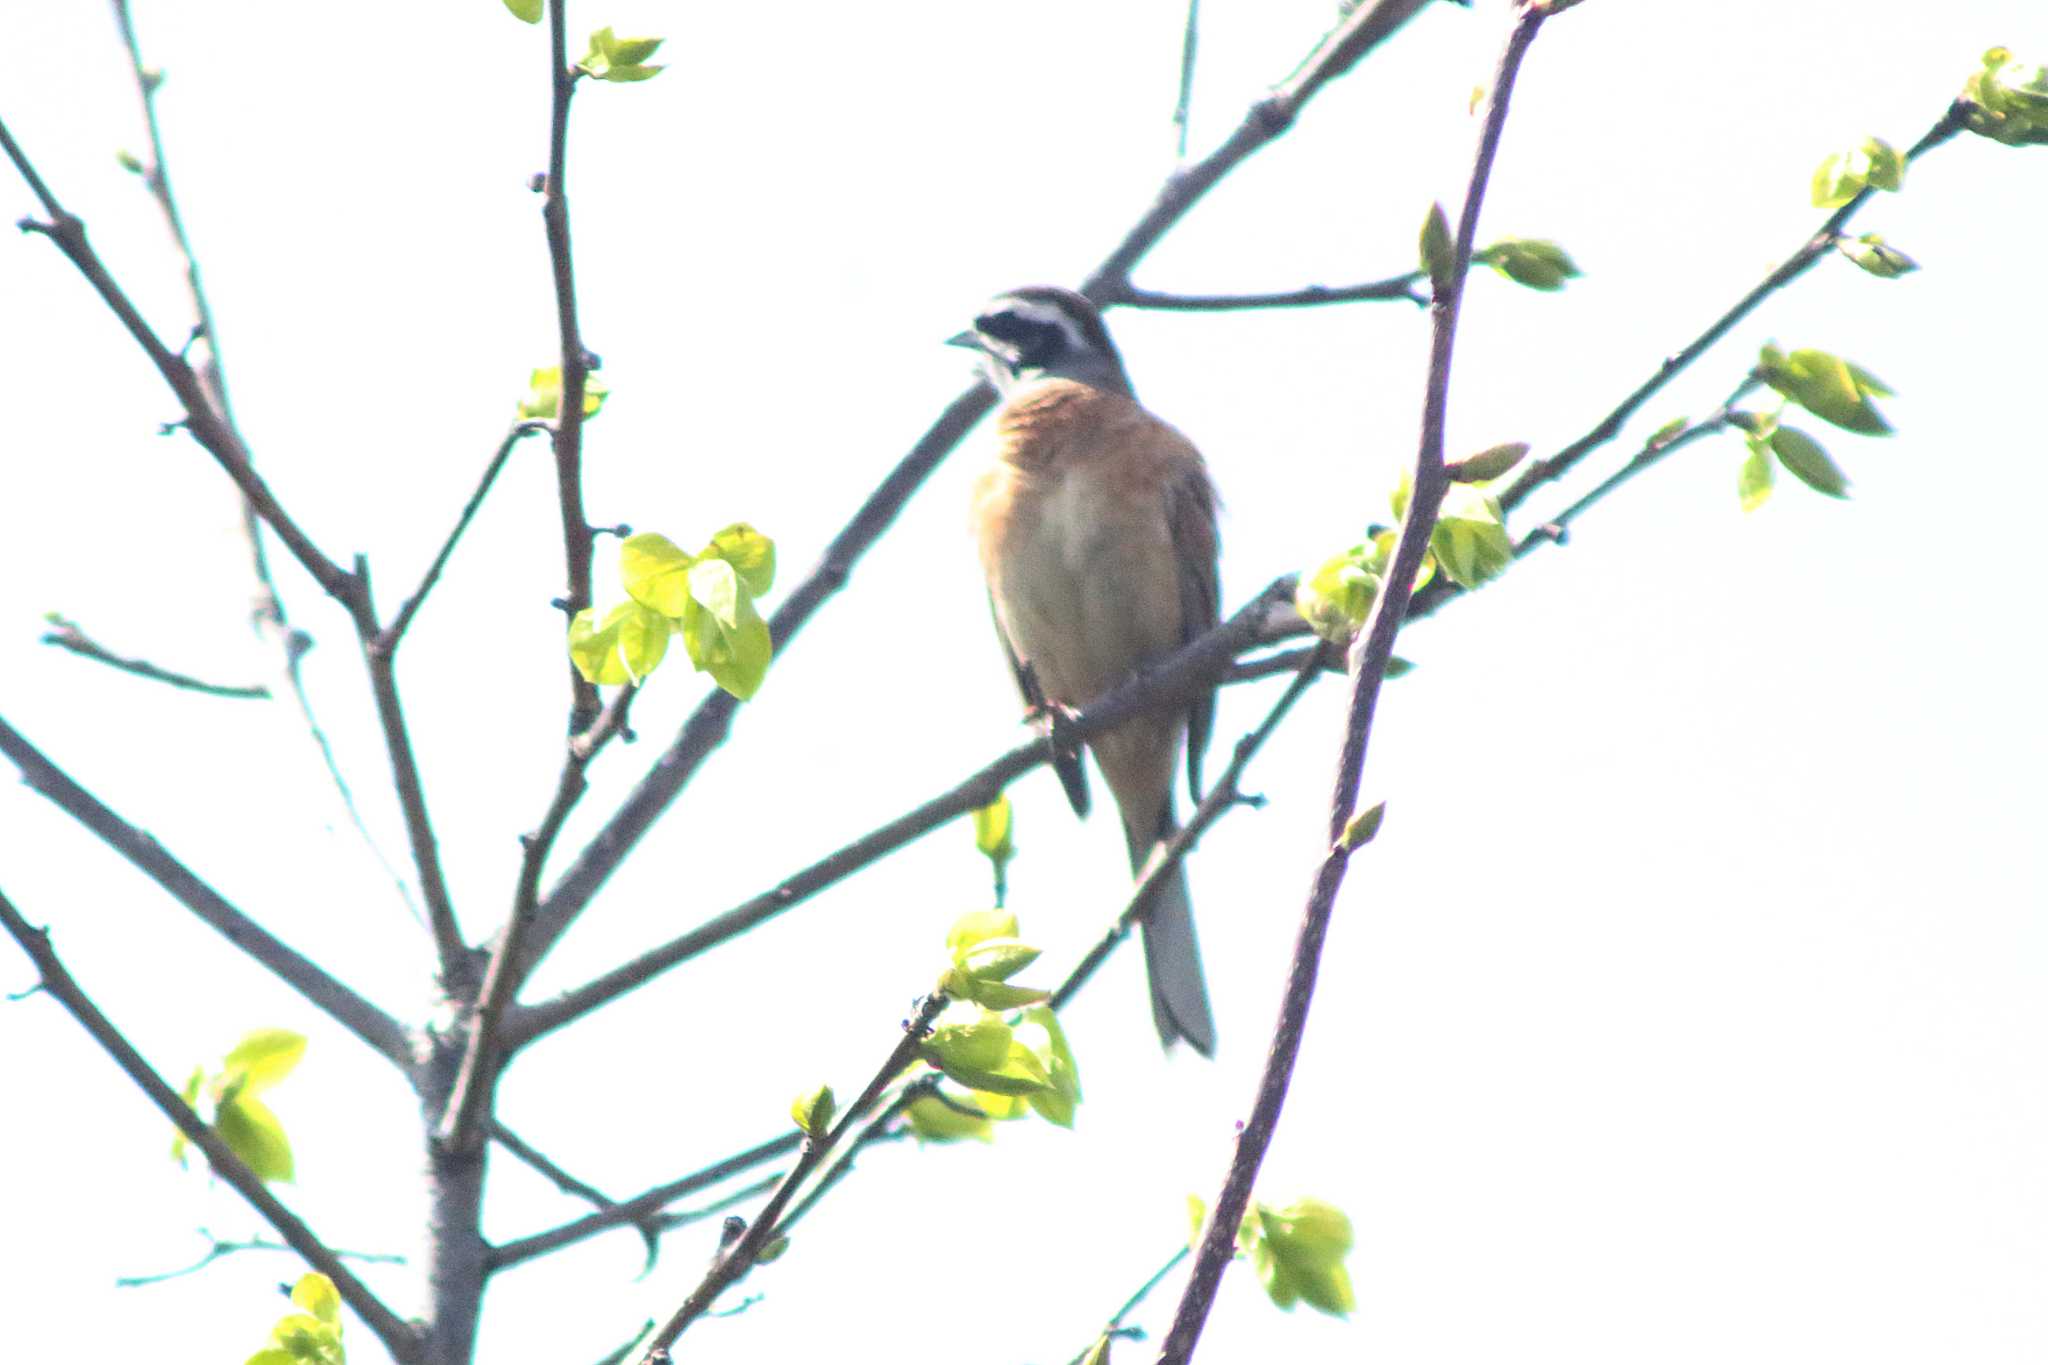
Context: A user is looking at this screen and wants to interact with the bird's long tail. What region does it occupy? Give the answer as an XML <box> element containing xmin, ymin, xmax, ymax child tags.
<box><xmin>1127</xmin><ymin>818</ymin><xmax>1216</xmax><ymax>1056</ymax></box>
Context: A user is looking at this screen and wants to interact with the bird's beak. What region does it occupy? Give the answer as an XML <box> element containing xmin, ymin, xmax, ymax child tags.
<box><xmin>944</xmin><ymin>329</ymin><xmax>983</xmax><ymax>351</ymax></box>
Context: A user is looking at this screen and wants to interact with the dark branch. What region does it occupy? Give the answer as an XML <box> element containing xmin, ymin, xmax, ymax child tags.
<box><xmin>1101</xmin><ymin>275</ymin><xmax>1426</xmax><ymax>311</ymax></box>
<box><xmin>0</xmin><ymin>887</ymin><xmax>421</xmax><ymax>1362</ymax></box>
<box><xmin>381</xmin><ymin>422</ymin><xmax>549</xmax><ymax>651</ymax></box>
<box><xmin>507</xmin><ymin>581</ymin><xmax>1298</xmax><ymax>1050</ymax></box>
<box><xmin>40</xmin><ymin>616</ymin><xmax>270</xmax><ymax>699</ymax></box>
<box><xmin>1160</xmin><ymin>6</ymin><xmax>1550</xmax><ymax>1360</ymax></box>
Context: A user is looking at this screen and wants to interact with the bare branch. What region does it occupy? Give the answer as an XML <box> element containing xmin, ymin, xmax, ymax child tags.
<box><xmin>637</xmin><ymin>994</ymin><xmax>948</xmax><ymax>1357</ymax></box>
<box><xmin>115</xmin><ymin>1228</ymin><xmax>406</xmax><ymax>1289</ymax></box>
<box><xmin>0</xmin><ymin>887</ymin><xmax>421</xmax><ymax>1362</ymax></box>
<box><xmin>381</xmin><ymin>422</ymin><xmax>550</xmax><ymax>651</ymax></box>
<box><xmin>0</xmin><ymin>715</ymin><xmax>415</xmax><ymax>1071</ymax></box>
<box><xmin>519</xmin><ymin>0</ymin><xmax>1438</xmax><ymax>978</ymax></box>
<box><xmin>439</xmin><ymin>686</ymin><xmax>638</xmax><ymax>1155</ymax></box>
<box><xmin>1498</xmin><ymin>100</ymin><xmax>1970</xmax><ymax>517</ymax></box>
<box><xmin>40</xmin><ymin>615</ymin><xmax>270</xmax><ymax>699</ymax></box>
<box><xmin>1066</xmin><ymin>1244</ymin><xmax>1191</xmax><ymax>1365</ymax></box>
<box><xmin>1102</xmin><ymin>275</ymin><xmax>1426</xmax><ymax>311</ymax></box>
<box><xmin>1172</xmin><ymin>0</ymin><xmax>1202</xmax><ymax>160</ymax></box>
<box><xmin>507</xmin><ymin>581</ymin><xmax>1298</xmax><ymax>1049</ymax></box>
<box><xmin>1160</xmin><ymin>7</ymin><xmax>1552</xmax><ymax>1360</ymax></box>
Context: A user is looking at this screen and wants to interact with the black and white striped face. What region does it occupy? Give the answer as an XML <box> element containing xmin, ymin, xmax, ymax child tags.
<box><xmin>951</xmin><ymin>286</ymin><xmax>1130</xmax><ymax>395</ymax></box>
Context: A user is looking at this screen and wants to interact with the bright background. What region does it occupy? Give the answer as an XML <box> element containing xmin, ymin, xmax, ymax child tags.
<box><xmin>3</xmin><ymin>2</ymin><xmax>2045</xmax><ymax>1362</ymax></box>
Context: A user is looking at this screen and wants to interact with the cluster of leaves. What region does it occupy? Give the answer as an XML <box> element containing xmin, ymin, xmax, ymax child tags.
<box><xmin>569</xmin><ymin>525</ymin><xmax>776</xmax><ymax>700</ymax></box>
<box><xmin>903</xmin><ymin>911</ymin><xmax>1082</xmax><ymax>1137</ymax></box>
<box><xmin>1811</xmin><ymin>136</ymin><xmax>1906</xmax><ymax>209</ymax></box>
<box><xmin>1962</xmin><ymin>47</ymin><xmax>2048</xmax><ymax>147</ymax></box>
<box><xmin>577</xmin><ymin>27</ymin><xmax>665</xmax><ymax>81</ymax></box>
<box><xmin>1418</xmin><ymin>203</ymin><xmax>1580</xmax><ymax>295</ymax></box>
<box><xmin>1295</xmin><ymin>444</ymin><xmax>1525</xmax><ymax>645</ymax></box>
<box><xmin>173</xmin><ymin>1028</ymin><xmax>307</xmax><ymax>1185</ymax></box>
<box><xmin>1729</xmin><ymin>343</ymin><xmax>1892</xmax><ymax>511</ymax></box>
<box><xmin>243</xmin><ymin>1273</ymin><xmax>345</xmax><ymax>1365</ymax></box>
<box><xmin>1188</xmin><ymin>1193</ymin><xmax>1356</xmax><ymax>1317</ymax></box>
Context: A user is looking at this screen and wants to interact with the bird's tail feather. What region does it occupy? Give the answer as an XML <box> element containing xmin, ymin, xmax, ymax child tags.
<box><xmin>1128</xmin><ymin>823</ymin><xmax>1216</xmax><ymax>1056</ymax></box>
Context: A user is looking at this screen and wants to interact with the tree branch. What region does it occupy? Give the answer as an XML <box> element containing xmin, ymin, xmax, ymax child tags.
<box><xmin>0</xmin><ymin>887</ymin><xmax>421</xmax><ymax>1363</ymax></box>
<box><xmin>1099</xmin><ymin>275</ymin><xmax>1426</xmax><ymax>311</ymax></box>
<box><xmin>636</xmin><ymin>994</ymin><xmax>948</xmax><ymax>1357</ymax></box>
<box><xmin>1159</xmin><ymin>7</ymin><xmax>1551</xmax><ymax>1360</ymax></box>
<box><xmin>115</xmin><ymin>1228</ymin><xmax>406</xmax><ymax>1289</ymax></box>
<box><xmin>0</xmin><ymin>715</ymin><xmax>415</xmax><ymax>1071</ymax></box>
<box><xmin>507</xmin><ymin>581</ymin><xmax>1298</xmax><ymax>1050</ymax></box>
<box><xmin>516</xmin><ymin>0</ymin><xmax>1441</xmax><ymax>979</ymax></box>
<box><xmin>1497</xmin><ymin>99</ymin><xmax>1971</xmax><ymax>517</ymax></box>
<box><xmin>39</xmin><ymin>615</ymin><xmax>270</xmax><ymax>699</ymax></box>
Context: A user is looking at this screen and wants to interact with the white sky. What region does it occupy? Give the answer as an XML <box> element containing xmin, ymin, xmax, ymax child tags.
<box><xmin>2</xmin><ymin>2</ymin><xmax>2045</xmax><ymax>1363</ymax></box>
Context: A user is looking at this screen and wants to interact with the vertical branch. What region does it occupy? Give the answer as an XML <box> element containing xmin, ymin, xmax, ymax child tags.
<box><xmin>542</xmin><ymin>0</ymin><xmax>601</xmax><ymax>737</ymax></box>
<box><xmin>1156</xmin><ymin>7</ymin><xmax>1554</xmax><ymax>1362</ymax></box>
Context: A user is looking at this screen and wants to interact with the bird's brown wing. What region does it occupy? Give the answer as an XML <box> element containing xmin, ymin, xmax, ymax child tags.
<box><xmin>1166</xmin><ymin>461</ymin><xmax>1221</xmax><ymax>804</ymax></box>
<box><xmin>988</xmin><ymin>591</ymin><xmax>1092</xmax><ymax>817</ymax></box>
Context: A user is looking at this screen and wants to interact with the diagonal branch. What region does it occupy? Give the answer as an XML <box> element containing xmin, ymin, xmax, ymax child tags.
<box><xmin>1497</xmin><ymin>99</ymin><xmax>1970</xmax><ymax>517</ymax></box>
<box><xmin>40</xmin><ymin>615</ymin><xmax>270</xmax><ymax>699</ymax></box>
<box><xmin>515</xmin><ymin>0</ymin><xmax>1443</xmax><ymax>980</ymax></box>
<box><xmin>0</xmin><ymin>887</ymin><xmax>421</xmax><ymax>1363</ymax></box>
<box><xmin>1160</xmin><ymin>6</ymin><xmax>1553</xmax><ymax>1360</ymax></box>
<box><xmin>506</xmin><ymin>580</ymin><xmax>1298</xmax><ymax>1050</ymax></box>
<box><xmin>1099</xmin><ymin>275</ymin><xmax>1427</xmax><ymax>311</ymax></box>
<box><xmin>0</xmin><ymin>715</ymin><xmax>414</xmax><ymax>1072</ymax></box>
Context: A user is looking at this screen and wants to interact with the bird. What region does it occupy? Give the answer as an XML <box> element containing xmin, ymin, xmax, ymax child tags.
<box><xmin>952</xmin><ymin>285</ymin><xmax>1221</xmax><ymax>1055</ymax></box>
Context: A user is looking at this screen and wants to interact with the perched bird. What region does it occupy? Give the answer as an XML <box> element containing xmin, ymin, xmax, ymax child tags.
<box><xmin>952</xmin><ymin>286</ymin><xmax>1220</xmax><ymax>1055</ymax></box>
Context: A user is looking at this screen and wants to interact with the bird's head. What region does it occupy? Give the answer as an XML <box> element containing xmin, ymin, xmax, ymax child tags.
<box><xmin>947</xmin><ymin>286</ymin><xmax>1132</xmax><ymax>397</ymax></box>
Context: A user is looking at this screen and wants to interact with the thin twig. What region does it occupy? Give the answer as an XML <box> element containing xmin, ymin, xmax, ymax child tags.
<box><xmin>0</xmin><ymin>715</ymin><xmax>415</xmax><ymax>1071</ymax></box>
<box><xmin>490</xmin><ymin>1120</ymin><xmax>619</xmax><ymax>1210</ymax></box>
<box><xmin>40</xmin><ymin>616</ymin><xmax>270</xmax><ymax>699</ymax></box>
<box><xmin>490</xmin><ymin>1131</ymin><xmax>803</xmax><ymax>1271</ymax></box>
<box><xmin>1159</xmin><ymin>7</ymin><xmax>1551</xmax><ymax>1360</ymax></box>
<box><xmin>1497</xmin><ymin>100</ymin><xmax>1971</xmax><ymax>517</ymax></box>
<box><xmin>381</xmin><ymin>422</ymin><xmax>550</xmax><ymax>651</ymax></box>
<box><xmin>0</xmin><ymin>888</ymin><xmax>421</xmax><ymax>1363</ymax></box>
<box><xmin>1049</xmin><ymin>647</ymin><xmax>1326</xmax><ymax>1012</ymax></box>
<box><xmin>635</xmin><ymin>994</ymin><xmax>948</xmax><ymax>1357</ymax></box>
<box><xmin>516</xmin><ymin>0</ymin><xmax>1439</xmax><ymax>981</ymax></box>
<box><xmin>507</xmin><ymin>581</ymin><xmax>1299</xmax><ymax>1050</ymax></box>
<box><xmin>1102</xmin><ymin>276</ymin><xmax>1426</xmax><ymax>311</ymax></box>
<box><xmin>542</xmin><ymin>0</ymin><xmax>601</xmax><ymax>736</ymax></box>
<box><xmin>1173</xmin><ymin>0</ymin><xmax>1202</xmax><ymax>160</ymax></box>
<box><xmin>440</xmin><ymin>686</ymin><xmax>638</xmax><ymax>1154</ymax></box>
<box><xmin>115</xmin><ymin>1228</ymin><xmax>406</xmax><ymax>1289</ymax></box>
<box><xmin>1065</xmin><ymin>1244</ymin><xmax>1191</xmax><ymax>1364</ymax></box>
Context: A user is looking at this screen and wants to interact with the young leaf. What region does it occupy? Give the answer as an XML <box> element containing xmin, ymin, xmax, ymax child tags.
<box><xmin>619</xmin><ymin>533</ymin><xmax>694</xmax><ymax>617</ymax></box>
<box><xmin>1474</xmin><ymin>238</ymin><xmax>1579</xmax><ymax>291</ymax></box>
<box><xmin>1429</xmin><ymin>486</ymin><xmax>1513</xmax><ymax>590</ymax></box>
<box><xmin>516</xmin><ymin>366</ymin><xmax>608</xmax><ymax>421</ymax></box>
<box><xmin>171</xmin><ymin>1065</ymin><xmax>203</xmax><ymax>1165</ymax></box>
<box><xmin>1757</xmin><ymin>346</ymin><xmax>1891</xmax><ymax>435</ymax></box>
<box><xmin>1738</xmin><ymin>439</ymin><xmax>1775</xmax><ymax>513</ymax></box>
<box><xmin>1340</xmin><ymin>802</ymin><xmax>1385</xmax><ymax>851</ymax></box>
<box><xmin>568</xmin><ymin>601</ymin><xmax>670</xmax><ymax>685</ymax></box>
<box><xmin>1418</xmin><ymin>201</ymin><xmax>1455</xmax><ymax>294</ymax></box>
<box><xmin>946</xmin><ymin>909</ymin><xmax>1020</xmax><ymax>956</ymax></box>
<box><xmin>1770</xmin><ymin>425</ymin><xmax>1850</xmax><ymax>497</ymax></box>
<box><xmin>704</xmin><ymin>523</ymin><xmax>776</xmax><ymax>596</ymax></box>
<box><xmin>971</xmin><ymin>795</ymin><xmax>1014</xmax><ymax>864</ymax></box>
<box><xmin>955</xmin><ymin>937</ymin><xmax>1041</xmax><ymax>984</ymax></box>
<box><xmin>502</xmin><ymin>0</ymin><xmax>542</xmax><ymax>22</ymax></box>
<box><xmin>679</xmin><ymin>582</ymin><xmax>771</xmax><ymax>700</ymax></box>
<box><xmin>1962</xmin><ymin>47</ymin><xmax>2048</xmax><ymax>146</ymax></box>
<box><xmin>1444</xmin><ymin>441</ymin><xmax>1530</xmax><ymax>483</ymax></box>
<box><xmin>215</xmin><ymin>1093</ymin><xmax>294</xmax><ymax>1183</ymax></box>
<box><xmin>222</xmin><ymin>1029</ymin><xmax>306</xmax><ymax>1094</ymax></box>
<box><xmin>1838</xmin><ymin>233</ymin><xmax>1919</xmax><ymax>278</ymax></box>
<box><xmin>1017</xmin><ymin>1006</ymin><xmax>1082</xmax><ymax>1129</ymax></box>
<box><xmin>1809</xmin><ymin>137</ymin><xmax>1904</xmax><ymax>208</ymax></box>
<box><xmin>905</xmin><ymin>1091</ymin><xmax>994</xmax><ymax>1143</ymax></box>
<box><xmin>290</xmin><ymin>1274</ymin><xmax>342</xmax><ymax>1327</ymax></box>
<box><xmin>1295</xmin><ymin>547</ymin><xmax>1381</xmax><ymax>646</ymax></box>
<box><xmin>791</xmin><ymin>1084</ymin><xmax>837</xmax><ymax>1138</ymax></box>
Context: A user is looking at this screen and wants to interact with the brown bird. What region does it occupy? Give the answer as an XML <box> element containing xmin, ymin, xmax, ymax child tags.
<box><xmin>953</xmin><ymin>286</ymin><xmax>1220</xmax><ymax>1055</ymax></box>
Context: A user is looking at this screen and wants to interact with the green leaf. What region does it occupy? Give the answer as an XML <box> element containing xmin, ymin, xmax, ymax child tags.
<box><xmin>791</xmin><ymin>1084</ymin><xmax>836</xmax><ymax>1138</ymax></box>
<box><xmin>1017</xmin><ymin>1006</ymin><xmax>1081</xmax><ymax>1129</ymax></box>
<box><xmin>1187</xmin><ymin>1194</ymin><xmax>1208</xmax><ymax>1249</ymax></box>
<box><xmin>1079</xmin><ymin>1335</ymin><xmax>1112</xmax><ymax>1365</ymax></box>
<box><xmin>955</xmin><ymin>937</ymin><xmax>1041</xmax><ymax>983</ymax></box>
<box><xmin>1837</xmin><ymin>233</ymin><xmax>1919</xmax><ymax>278</ymax></box>
<box><xmin>223</xmin><ymin>1029</ymin><xmax>306</xmax><ymax>1094</ymax></box>
<box><xmin>568</xmin><ymin>601</ymin><xmax>670</xmax><ymax>685</ymax></box>
<box><xmin>619</xmin><ymin>534</ymin><xmax>694</xmax><ymax>617</ymax></box>
<box><xmin>680</xmin><ymin>578</ymin><xmax>772</xmax><ymax>700</ymax></box>
<box><xmin>1340</xmin><ymin>802</ymin><xmax>1385</xmax><ymax>850</ymax></box>
<box><xmin>1757</xmin><ymin>346</ymin><xmax>1891</xmax><ymax>435</ymax></box>
<box><xmin>516</xmin><ymin>366</ymin><xmax>607</xmax><ymax>420</ymax></box>
<box><xmin>1474</xmin><ymin>237</ymin><xmax>1579</xmax><ymax>291</ymax></box>
<box><xmin>266</xmin><ymin>1312</ymin><xmax>343</xmax><ymax>1365</ymax></box>
<box><xmin>1444</xmin><ymin>441</ymin><xmax>1529</xmax><ymax>484</ymax></box>
<box><xmin>1252</xmin><ymin>1198</ymin><xmax>1357</xmax><ymax>1318</ymax></box>
<box><xmin>1810</xmin><ymin>137</ymin><xmax>1904</xmax><ymax>209</ymax></box>
<box><xmin>1418</xmin><ymin>202</ymin><xmax>1455</xmax><ymax>294</ymax></box>
<box><xmin>703</xmin><ymin>523</ymin><xmax>775</xmax><ymax>596</ymax></box>
<box><xmin>905</xmin><ymin>1091</ymin><xmax>994</xmax><ymax>1143</ymax></box>
<box><xmin>754</xmin><ymin>1234</ymin><xmax>790</xmax><ymax>1264</ymax></box>
<box><xmin>246</xmin><ymin>1350</ymin><xmax>297</xmax><ymax>1365</ymax></box>
<box><xmin>1429</xmin><ymin>486</ymin><xmax>1513</xmax><ymax>590</ymax></box>
<box><xmin>578</xmin><ymin>26</ymin><xmax>667</xmax><ymax>81</ymax></box>
<box><xmin>216</xmin><ymin>1093</ymin><xmax>294</xmax><ymax>1183</ymax></box>
<box><xmin>971</xmin><ymin>795</ymin><xmax>1014</xmax><ymax>863</ymax></box>
<box><xmin>609</xmin><ymin>35</ymin><xmax>665</xmax><ymax>65</ymax></box>
<box><xmin>1647</xmin><ymin>416</ymin><xmax>1689</xmax><ymax>448</ymax></box>
<box><xmin>1962</xmin><ymin>48</ymin><xmax>2048</xmax><ymax>146</ymax></box>
<box><xmin>1770</xmin><ymin>425</ymin><xmax>1849</xmax><ymax>498</ymax></box>
<box><xmin>946</xmin><ymin>910</ymin><xmax>1018</xmax><ymax>956</ymax></box>
<box><xmin>1738</xmin><ymin>439</ymin><xmax>1775</xmax><ymax>513</ymax></box>
<box><xmin>940</xmin><ymin>975</ymin><xmax>1050</xmax><ymax>1010</ymax></box>
<box><xmin>291</xmin><ymin>1274</ymin><xmax>341</xmax><ymax>1327</ymax></box>
<box><xmin>921</xmin><ymin>1008</ymin><xmax>1050</xmax><ymax>1096</ymax></box>
<box><xmin>1295</xmin><ymin>546</ymin><xmax>1380</xmax><ymax>646</ymax></box>
<box><xmin>502</xmin><ymin>0</ymin><xmax>542</xmax><ymax>21</ymax></box>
